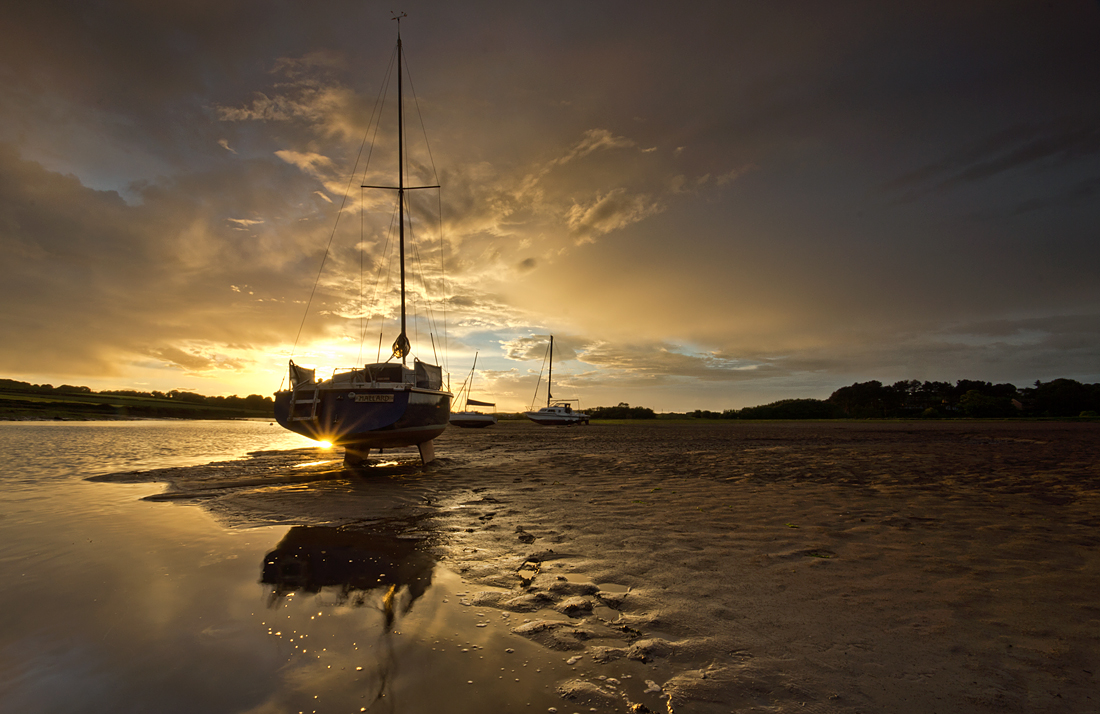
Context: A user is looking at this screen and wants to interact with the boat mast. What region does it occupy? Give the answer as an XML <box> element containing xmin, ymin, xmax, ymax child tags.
<box><xmin>547</xmin><ymin>335</ymin><xmax>553</xmax><ymax>408</ymax></box>
<box><xmin>469</xmin><ymin>351</ymin><xmax>478</xmax><ymax>409</ymax></box>
<box><xmin>396</xmin><ymin>14</ymin><xmax>409</xmax><ymax>365</ymax></box>
<box><xmin>362</xmin><ymin>13</ymin><xmax>438</xmax><ymax>367</ymax></box>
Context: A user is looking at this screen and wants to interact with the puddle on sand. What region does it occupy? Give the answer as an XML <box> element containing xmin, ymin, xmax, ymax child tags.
<box><xmin>517</xmin><ymin>558</ymin><xmax>541</xmax><ymax>586</ymax></box>
<box><xmin>559</xmin><ymin>572</ymin><xmax>631</xmax><ymax>593</ymax></box>
<box><xmin>552</xmin><ymin>574</ymin><xmax>631</xmax><ymax>623</ymax></box>
<box><xmin>592</xmin><ymin>605</ymin><xmax>620</xmax><ymax>621</ymax></box>
<box><xmin>253</xmin><ymin>524</ymin><xmax>670</xmax><ymax>713</ymax></box>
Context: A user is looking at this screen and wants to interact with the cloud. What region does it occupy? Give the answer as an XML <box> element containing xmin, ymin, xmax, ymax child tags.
<box><xmin>227</xmin><ymin>218</ymin><xmax>263</xmax><ymax>229</ymax></box>
<box><xmin>557</xmin><ymin>129</ymin><xmax>635</xmax><ymax>165</ymax></box>
<box><xmin>514</xmin><ymin>128</ymin><xmax>642</xmax><ymax>203</ymax></box>
<box><xmin>0</xmin><ymin>143</ymin><xmax>325</xmax><ymax>383</ymax></box>
<box><xmin>501</xmin><ymin>335</ymin><xmax>579</xmax><ymax>362</ymax></box>
<box><xmin>213</xmin><ymin>52</ymin><xmax>365</xmax><ymax>143</ymax></box>
<box><xmin>887</xmin><ymin>118</ymin><xmax>1100</xmax><ymax>197</ymax></box>
<box><xmin>1009</xmin><ymin>175</ymin><xmax>1100</xmax><ymax>216</ymax></box>
<box><xmin>716</xmin><ymin>164</ymin><xmax>757</xmax><ymax>185</ymax></box>
<box><xmin>2</xmin><ymin>1</ymin><xmax>1098</xmax><ymax>408</ymax></box>
<box><xmin>146</xmin><ymin>346</ymin><xmax>248</xmax><ymax>373</ymax></box>
<box><xmin>565</xmin><ymin>188</ymin><xmax>663</xmax><ymax>242</ymax></box>
<box><xmin>578</xmin><ymin>341</ymin><xmax>768</xmax><ymax>382</ymax></box>
<box><xmin>497</xmin><ymin>336</ymin><xmax>767</xmax><ymax>384</ymax></box>
<box><xmin>274</xmin><ymin>150</ymin><xmax>335</xmax><ymax>180</ymax></box>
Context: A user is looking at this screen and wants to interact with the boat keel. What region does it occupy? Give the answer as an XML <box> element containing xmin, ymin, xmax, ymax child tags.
<box><xmin>417</xmin><ymin>439</ymin><xmax>435</xmax><ymax>464</ymax></box>
<box><xmin>344</xmin><ymin>446</ymin><xmax>370</xmax><ymax>467</ymax></box>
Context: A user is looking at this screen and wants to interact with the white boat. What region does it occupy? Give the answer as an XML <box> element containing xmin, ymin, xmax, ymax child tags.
<box><xmin>450</xmin><ymin>352</ymin><xmax>497</xmax><ymax>428</ymax></box>
<box><xmin>274</xmin><ymin>17</ymin><xmax>451</xmax><ymax>464</ymax></box>
<box><xmin>525</xmin><ymin>401</ymin><xmax>589</xmax><ymax>426</ymax></box>
<box><xmin>524</xmin><ymin>335</ymin><xmax>589</xmax><ymax>426</ymax></box>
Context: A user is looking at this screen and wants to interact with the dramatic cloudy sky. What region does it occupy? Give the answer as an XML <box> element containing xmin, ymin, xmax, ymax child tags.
<box><xmin>2</xmin><ymin>0</ymin><xmax>1098</xmax><ymax>411</ymax></box>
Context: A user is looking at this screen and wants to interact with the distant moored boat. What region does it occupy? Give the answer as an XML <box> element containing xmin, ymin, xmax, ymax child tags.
<box><xmin>524</xmin><ymin>335</ymin><xmax>589</xmax><ymax>426</ymax></box>
<box><xmin>449</xmin><ymin>352</ymin><xmax>497</xmax><ymax>428</ymax></box>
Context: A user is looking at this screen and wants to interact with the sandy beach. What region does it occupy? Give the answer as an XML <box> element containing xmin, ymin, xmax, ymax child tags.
<box><xmin>94</xmin><ymin>420</ymin><xmax>1100</xmax><ymax>713</ymax></box>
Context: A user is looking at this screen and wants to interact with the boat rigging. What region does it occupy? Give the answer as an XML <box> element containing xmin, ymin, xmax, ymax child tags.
<box><xmin>525</xmin><ymin>335</ymin><xmax>589</xmax><ymax>426</ymax></box>
<box><xmin>274</xmin><ymin>15</ymin><xmax>452</xmax><ymax>464</ymax></box>
<box><xmin>449</xmin><ymin>352</ymin><xmax>498</xmax><ymax>428</ymax></box>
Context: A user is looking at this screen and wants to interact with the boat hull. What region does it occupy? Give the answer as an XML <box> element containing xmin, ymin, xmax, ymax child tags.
<box><xmin>524</xmin><ymin>412</ymin><xmax>589</xmax><ymax>426</ymax></box>
<box><xmin>449</xmin><ymin>412</ymin><xmax>497</xmax><ymax>429</ymax></box>
<box><xmin>275</xmin><ymin>387</ymin><xmax>451</xmax><ymax>449</ymax></box>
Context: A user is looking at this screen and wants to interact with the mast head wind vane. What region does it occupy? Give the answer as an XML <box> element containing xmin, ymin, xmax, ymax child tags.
<box><xmin>391</xmin><ymin>10</ymin><xmax>407</xmax><ymax>35</ymax></box>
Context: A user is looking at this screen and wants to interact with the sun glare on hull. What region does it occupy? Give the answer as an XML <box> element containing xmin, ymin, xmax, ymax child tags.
<box><xmin>312</xmin><ymin>440</ymin><xmax>333</xmax><ymax>449</ymax></box>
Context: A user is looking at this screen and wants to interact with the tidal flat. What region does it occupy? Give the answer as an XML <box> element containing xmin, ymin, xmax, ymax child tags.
<box><xmin>3</xmin><ymin>420</ymin><xmax>1099</xmax><ymax>713</ymax></box>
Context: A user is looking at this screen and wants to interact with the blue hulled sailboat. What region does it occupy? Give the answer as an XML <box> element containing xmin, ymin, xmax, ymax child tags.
<box><xmin>274</xmin><ymin>17</ymin><xmax>451</xmax><ymax>464</ymax></box>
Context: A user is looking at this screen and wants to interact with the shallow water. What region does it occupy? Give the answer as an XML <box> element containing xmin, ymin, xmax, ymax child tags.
<box><xmin>0</xmin><ymin>421</ymin><xmax>592</xmax><ymax>713</ymax></box>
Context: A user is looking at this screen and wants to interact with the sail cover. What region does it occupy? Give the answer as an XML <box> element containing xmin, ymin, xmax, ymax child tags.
<box><xmin>414</xmin><ymin>360</ymin><xmax>443</xmax><ymax>390</ymax></box>
<box><xmin>289</xmin><ymin>361</ymin><xmax>315</xmax><ymax>387</ymax></box>
<box><xmin>467</xmin><ymin>398</ymin><xmax>495</xmax><ymax>407</ymax></box>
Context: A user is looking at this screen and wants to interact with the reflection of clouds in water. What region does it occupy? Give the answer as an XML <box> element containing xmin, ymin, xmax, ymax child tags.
<box><xmin>291</xmin><ymin>460</ymin><xmax>340</xmax><ymax>469</ymax></box>
<box><xmin>2</xmin><ymin>640</ymin><xmax>117</xmax><ymax>712</ymax></box>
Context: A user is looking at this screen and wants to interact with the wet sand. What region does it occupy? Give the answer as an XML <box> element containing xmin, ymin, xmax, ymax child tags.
<box><xmin>94</xmin><ymin>420</ymin><xmax>1100</xmax><ymax>713</ymax></box>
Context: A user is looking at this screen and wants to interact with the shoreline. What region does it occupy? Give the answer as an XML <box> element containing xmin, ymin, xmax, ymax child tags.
<box><xmin>8</xmin><ymin>412</ymin><xmax>1097</xmax><ymax>423</ymax></box>
<box><xmin>0</xmin><ymin>413</ymin><xmax>274</xmax><ymax>421</ymax></box>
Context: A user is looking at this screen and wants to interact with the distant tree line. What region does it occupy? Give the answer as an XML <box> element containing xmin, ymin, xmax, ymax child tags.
<box><xmin>826</xmin><ymin>378</ymin><xmax>1099</xmax><ymax>418</ymax></box>
<box><xmin>724</xmin><ymin>398</ymin><xmax>842</xmax><ymax>420</ymax></box>
<box><xmin>695</xmin><ymin>378</ymin><xmax>1099</xmax><ymax>420</ymax></box>
<box><xmin>98</xmin><ymin>388</ymin><xmax>273</xmax><ymax>412</ymax></box>
<box><xmin>586</xmin><ymin>402</ymin><xmax>657</xmax><ymax>419</ymax></box>
<box><xmin>592</xmin><ymin>378</ymin><xmax>1100</xmax><ymax>421</ymax></box>
<box><xmin>0</xmin><ymin>378</ymin><xmax>274</xmax><ymax>416</ymax></box>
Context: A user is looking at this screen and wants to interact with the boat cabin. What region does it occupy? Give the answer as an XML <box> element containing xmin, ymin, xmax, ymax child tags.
<box><xmin>289</xmin><ymin>359</ymin><xmax>443</xmax><ymax>391</ymax></box>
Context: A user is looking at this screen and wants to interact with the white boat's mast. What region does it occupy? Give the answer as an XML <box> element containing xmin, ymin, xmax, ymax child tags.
<box><xmin>547</xmin><ymin>335</ymin><xmax>553</xmax><ymax>408</ymax></box>
<box><xmin>469</xmin><ymin>351</ymin><xmax>478</xmax><ymax>409</ymax></box>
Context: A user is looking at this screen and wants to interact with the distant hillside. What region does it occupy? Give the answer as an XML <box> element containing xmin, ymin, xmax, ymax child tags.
<box><xmin>0</xmin><ymin>379</ymin><xmax>274</xmax><ymax>420</ymax></box>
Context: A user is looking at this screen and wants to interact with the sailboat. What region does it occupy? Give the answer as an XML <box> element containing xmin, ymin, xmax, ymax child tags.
<box><xmin>524</xmin><ymin>335</ymin><xmax>590</xmax><ymax>425</ymax></box>
<box><xmin>274</xmin><ymin>16</ymin><xmax>451</xmax><ymax>465</ymax></box>
<box><xmin>449</xmin><ymin>352</ymin><xmax>497</xmax><ymax>428</ymax></box>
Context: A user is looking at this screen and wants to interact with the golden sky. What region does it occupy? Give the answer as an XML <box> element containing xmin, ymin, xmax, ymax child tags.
<box><xmin>2</xmin><ymin>1</ymin><xmax>1098</xmax><ymax>411</ymax></box>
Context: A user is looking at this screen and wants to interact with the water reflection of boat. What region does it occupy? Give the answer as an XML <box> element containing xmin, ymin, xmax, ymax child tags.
<box><xmin>261</xmin><ymin>524</ymin><xmax>434</xmax><ymax>617</ymax></box>
<box><xmin>449</xmin><ymin>352</ymin><xmax>497</xmax><ymax>428</ymax></box>
<box><xmin>525</xmin><ymin>335</ymin><xmax>589</xmax><ymax>425</ymax></box>
<box><xmin>260</xmin><ymin>515</ymin><xmax>436</xmax><ymax>711</ymax></box>
<box><xmin>273</xmin><ymin>18</ymin><xmax>450</xmax><ymax>465</ymax></box>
